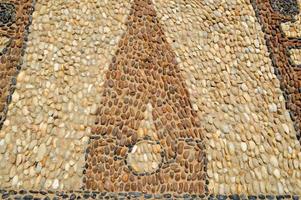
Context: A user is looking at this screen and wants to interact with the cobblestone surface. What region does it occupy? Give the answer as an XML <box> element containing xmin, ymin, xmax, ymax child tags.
<box><xmin>252</xmin><ymin>0</ymin><xmax>301</xmax><ymax>144</ymax></box>
<box><xmin>155</xmin><ymin>0</ymin><xmax>301</xmax><ymax>194</ymax></box>
<box><xmin>0</xmin><ymin>0</ymin><xmax>300</xmax><ymax>198</ymax></box>
<box><xmin>0</xmin><ymin>0</ymin><xmax>131</xmax><ymax>190</ymax></box>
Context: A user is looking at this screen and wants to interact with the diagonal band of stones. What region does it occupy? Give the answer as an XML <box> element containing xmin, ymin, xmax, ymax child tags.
<box><xmin>0</xmin><ymin>0</ymin><xmax>35</xmax><ymax>129</ymax></box>
<box><xmin>252</xmin><ymin>0</ymin><xmax>301</xmax><ymax>143</ymax></box>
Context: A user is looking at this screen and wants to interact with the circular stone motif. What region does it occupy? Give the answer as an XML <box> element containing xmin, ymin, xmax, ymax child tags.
<box><xmin>126</xmin><ymin>140</ymin><xmax>163</xmax><ymax>175</ymax></box>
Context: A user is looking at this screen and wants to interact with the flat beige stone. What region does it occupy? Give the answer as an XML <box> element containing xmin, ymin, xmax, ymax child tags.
<box><xmin>0</xmin><ymin>36</ymin><xmax>10</xmax><ymax>53</ymax></box>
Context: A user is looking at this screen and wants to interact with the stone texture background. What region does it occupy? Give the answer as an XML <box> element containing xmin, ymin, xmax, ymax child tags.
<box><xmin>0</xmin><ymin>0</ymin><xmax>300</xmax><ymax>195</ymax></box>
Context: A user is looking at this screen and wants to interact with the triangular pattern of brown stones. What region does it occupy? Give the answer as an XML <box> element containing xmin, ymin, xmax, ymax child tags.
<box><xmin>0</xmin><ymin>0</ymin><xmax>34</xmax><ymax>129</ymax></box>
<box><xmin>83</xmin><ymin>0</ymin><xmax>207</xmax><ymax>195</ymax></box>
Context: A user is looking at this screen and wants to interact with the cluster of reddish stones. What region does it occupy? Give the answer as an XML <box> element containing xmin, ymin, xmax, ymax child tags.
<box><xmin>83</xmin><ymin>0</ymin><xmax>207</xmax><ymax>195</ymax></box>
<box><xmin>252</xmin><ymin>0</ymin><xmax>301</xmax><ymax>142</ymax></box>
<box><xmin>0</xmin><ymin>0</ymin><xmax>34</xmax><ymax>129</ymax></box>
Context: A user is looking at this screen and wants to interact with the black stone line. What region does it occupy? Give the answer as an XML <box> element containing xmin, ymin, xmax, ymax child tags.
<box><xmin>0</xmin><ymin>189</ymin><xmax>300</xmax><ymax>200</ymax></box>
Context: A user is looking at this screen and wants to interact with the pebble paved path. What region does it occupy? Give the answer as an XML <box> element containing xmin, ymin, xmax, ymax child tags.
<box><xmin>0</xmin><ymin>0</ymin><xmax>301</xmax><ymax>198</ymax></box>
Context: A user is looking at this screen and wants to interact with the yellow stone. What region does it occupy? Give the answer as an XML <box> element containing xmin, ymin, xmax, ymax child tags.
<box><xmin>137</xmin><ymin>128</ymin><xmax>144</xmax><ymax>138</ymax></box>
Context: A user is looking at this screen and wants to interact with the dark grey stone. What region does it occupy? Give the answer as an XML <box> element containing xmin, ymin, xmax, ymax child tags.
<box><xmin>23</xmin><ymin>195</ymin><xmax>33</xmax><ymax>200</ymax></box>
<box><xmin>144</xmin><ymin>194</ymin><xmax>152</xmax><ymax>199</ymax></box>
<box><xmin>270</xmin><ymin>0</ymin><xmax>299</xmax><ymax>16</ymax></box>
<box><xmin>0</xmin><ymin>3</ymin><xmax>15</xmax><ymax>25</ymax></box>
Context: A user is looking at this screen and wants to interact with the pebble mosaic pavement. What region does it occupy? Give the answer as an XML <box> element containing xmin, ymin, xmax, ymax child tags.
<box><xmin>0</xmin><ymin>0</ymin><xmax>301</xmax><ymax>199</ymax></box>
